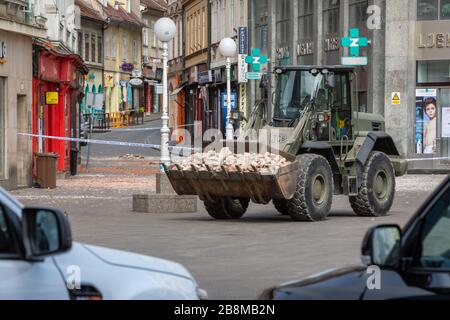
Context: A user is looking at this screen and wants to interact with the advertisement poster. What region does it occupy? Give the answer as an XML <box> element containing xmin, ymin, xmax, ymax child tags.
<box><xmin>442</xmin><ymin>107</ymin><xmax>450</xmax><ymax>138</ymax></box>
<box><xmin>415</xmin><ymin>89</ymin><xmax>437</xmax><ymax>154</ymax></box>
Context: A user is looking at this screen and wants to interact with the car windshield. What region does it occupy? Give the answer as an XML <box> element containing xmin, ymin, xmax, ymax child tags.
<box><xmin>273</xmin><ymin>70</ymin><xmax>322</xmax><ymax>120</ymax></box>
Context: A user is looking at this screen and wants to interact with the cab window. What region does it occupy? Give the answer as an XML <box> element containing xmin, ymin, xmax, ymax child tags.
<box><xmin>414</xmin><ymin>191</ymin><xmax>450</xmax><ymax>270</ymax></box>
<box><xmin>0</xmin><ymin>206</ymin><xmax>15</xmax><ymax>255</ymax></box>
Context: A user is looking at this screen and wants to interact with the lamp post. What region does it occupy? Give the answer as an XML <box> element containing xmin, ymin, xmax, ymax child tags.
<box><xmin>155</xmin><ymin>17</ymin><xmax>176</xmax><ymax>169</ymax></box>
<box><xmin>219</xmin><ymin>38</ymin><xmax>237</xmax><ymax>141</ymax></box>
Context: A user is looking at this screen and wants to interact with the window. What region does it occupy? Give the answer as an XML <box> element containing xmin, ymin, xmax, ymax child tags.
<box><xmin>276</xmin><ymin>0</ymin><xmax>291</xmax><ymax>49</ymax></box>
<box><xmin>122</xmin><ymin>35</ymin><xmax>128</xmax><ymax>61</ymax></box>
<box><xmin>417</xmin><ymin>0</ymin><xmax>439</xmax><ymax>20</ymax></box>
<box><xmin>417</xmin><ymin>60</ymin><xmax>450</xmax><ymax>84</ymax></box>
<box><xmin>253</xmin><ymin>0</ymin><xmax>269</xmax><ymax>55</ymax></box>
<box><xmin>104</xmin><ymin>32</ymin><xmax>110</xmax><ymax>59</ymax></box>
<box><xmin>414</xmin><ymin>190</ymin><xmax>450</xmax><ymax>270</ymax></box>
<box><xmin>349</xmin><ymin>0</ymin><xmax>368</xmax><ymax>29</ymax></box>
<box><xmin>441</xmin><ymin>0</ymin><xmax>450</xmax><ymax>19</ymax></box>
<box><xmin>0</xmin><ymin>78</ymin><xmax>4</xmax><ymax>179</ymax></box>
<box><xmin>111</xmin><ymin>32</ymin><xmax>117</xmax><ymax>59</ymax></box>
<box><xmin>323</xmin><ymin>0</ymin><xmax>340</xmax><ymax>36</ymax></box>
<box><xmin>77</xmin><ymin>31</ymin><xmax>82</xmax><ymax>57</ymax></box>
<box><xmin>151</xmin><ymin>20</ymin><xmax>156</xmax><ymax>48</ymax></box>
<box><xmin>143</xmin><ymin>26</ymin><xmax>149</xmax><ymax>47</ymax></box>
<box><xmin>84</xmin><ymin>33</ymin><xmax>90</xmax><ymax>62</ymax></box>
<box><xmin>0</xmin><ymin>206</ymin><xmax>15</xmax><ymax>254</ymax></box>
<box><xmin>97</xmin><ymin>36</ymin><xmax>102</xmax><ymax>63</ymax></box>
<box><xmin>132</xmin><ymin>39</ymin><xmax>138</xmax><ymax>64</ymax></box>
<box><xmin>91</xmin><ymin>34</ymin><xmax>96</xmax><ymax>63</ymax></box>
<box><xmin>298</xmin><ymin>0</ymin><xmax>314</xmax><ymax>41</ymax></box>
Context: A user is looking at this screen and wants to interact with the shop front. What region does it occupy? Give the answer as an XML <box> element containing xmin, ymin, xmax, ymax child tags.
<box><xmin>411</xmin><ymin>20</ymin><xmax>450</xmax><ymax>171</ymax></box>
<box><xmin>32</xmin><ymin>44</ymin><xmax>87</xmax><ymax>174</ymax></box>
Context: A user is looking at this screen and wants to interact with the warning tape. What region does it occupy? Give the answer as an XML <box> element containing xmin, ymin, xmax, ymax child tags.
<box><xmin>17</xmin><ymin>133</ymin><xmax>198</xmax><ymax>152</ymax></box>
<box><xmin>99</xmin><ymin>123</ymin><xmax>197</xmax><ymax>132</ymax></box>
<box><xmin>406</xmin><ymin>157</ymin><xmax>450</xmax><ymax>162</ymax></box>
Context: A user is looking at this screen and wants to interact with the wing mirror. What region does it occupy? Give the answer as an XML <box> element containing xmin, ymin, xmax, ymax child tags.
<box><xmin>361</xmin><ymin>225</ymin><xmax>401</xmax><ymax>269</ymax></box>
<box><xmin>22</xmin><ymin>208</ymin><xmax>72</xmax><ymax>260</ymax></box>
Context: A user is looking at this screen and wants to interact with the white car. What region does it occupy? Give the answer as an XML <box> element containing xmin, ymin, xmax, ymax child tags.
<box><xmin>0</xmin><ymin>187</ymin><xmax>207</xmax><ymax>300</ymax></box>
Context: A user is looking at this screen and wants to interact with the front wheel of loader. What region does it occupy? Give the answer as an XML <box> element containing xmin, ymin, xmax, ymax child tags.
<box><xmin>273</xmin><ymin>199</ymin><xmax>290</xmax><ymax>215</ymax></box>
<box><xmin>204</xmin><ymin>198</ymin><xmax>250</xmax><ymax>220</ymax></box>
<box><xmin>349</xmin><ymin>152</ymin><xmax>395</xmax><ymax>217</ymax></box>
<box><xmin>287</xmin><ymin>154</ymin><xmax>333</xmax><ymax>222</ymax></box>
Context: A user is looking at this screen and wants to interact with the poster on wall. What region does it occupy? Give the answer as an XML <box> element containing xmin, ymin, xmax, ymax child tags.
<box><xmin>415</xmin><ymin>89</ymin><xmax>437</xmax><ymax>154</ymax></box>
<box><xmin>442</xmin><ymin>107</ymin><xmax>450</xmax><ymax>138</ymax></box>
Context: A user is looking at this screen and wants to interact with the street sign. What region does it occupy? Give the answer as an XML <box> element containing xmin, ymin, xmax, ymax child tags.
<box><xmin>391</xmin><ymin>92</ymin><xmax>401</xmax><ymax>105</ymax></box>
<box><xmin>341</xmin><ymin>28</ymin><xmax>369</xmax><ymax>66</ymax></box>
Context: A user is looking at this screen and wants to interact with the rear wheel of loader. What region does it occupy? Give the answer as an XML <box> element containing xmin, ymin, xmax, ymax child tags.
<box><xmin>349</xmin><ymin>152</ymin><xmax>395</xmax><ymax>217</ymax></box>
<box><xmin>204</xmin><ymin>198</ymin><xmax>250</xmax><ymax>220</ymax></box>
<box><xmin>273</xmin><ymin>199</ymin><xmax>289</xmax><ymax>215</ymax></box>
<box><xmin>287</xmin><ymin>154</ymin><xmax>333</xmax><ymax>222</ymax></box>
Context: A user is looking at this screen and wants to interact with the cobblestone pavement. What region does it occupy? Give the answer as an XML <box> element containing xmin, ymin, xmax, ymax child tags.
<box><xmin>11</xmin><ymin>173</ymin><xmax>448</xmax><ymax>300</ymax></box>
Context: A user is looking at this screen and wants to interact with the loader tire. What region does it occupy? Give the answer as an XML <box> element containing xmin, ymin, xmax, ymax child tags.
<box><xmin>273</xmin><ymin>199</ymin><xmax>289</xmax><ymax>215</ymax></box>
<box><xmin>349</xmin><ymin>152</ymin><xmax>395</xmax><ymax>217</ymax></box>
<box><xmin>204</xmin><ymin>198</ymin><xmax>249</xmax><ymax>220</ymax></box>
<box><xmin>287</xmin><ymin>154</ymin><xmax>333</xmax><ymax>222</ymax></box>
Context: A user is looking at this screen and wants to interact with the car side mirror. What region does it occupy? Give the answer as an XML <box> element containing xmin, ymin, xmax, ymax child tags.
<box><xmin>22</xmin><ymin>208</ymin><xmax>72</xmax><ymax>259</ymax></box>
<box><xmin>361</xmin><ymin>225</ymin><xmax>401</xmax><ymax>269</ymax></box>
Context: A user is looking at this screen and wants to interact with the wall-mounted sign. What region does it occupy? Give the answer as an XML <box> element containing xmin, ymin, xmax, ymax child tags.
<box><xmin>45</xmin><ymin>91</ymin><xmax>59</xmax><ymax>105</ymax></box>
<box><xmin>238</xmin><ymin>26</ymin><xmax>248</xmax><ymax>84</ymax></box>
<box><xmin>341</xmin><ymin>28</ymin><xmax>369</xmax><ymax>66</ymax></box>
<box><xmin>198</xmin><ymin>70</ymin><xmax>213</xmax><ymax>85</ymax></box>
<box><xmin>324</xmin><ymin>37</ymin><xmax>340</xmax><ymax>52</ymax></box>
<box><xmin>121</xmin><ymin>63</ymin><xmax>134</xmax><ymax>72</ymax></box>
<box><xmin>130</xmin><ymin>78</ymin><xmax>143</xmax><ymax>87</ymax></box>
<box><xmin>391</xmin><ymin>92</ymin><xmax>401</xmax><ymax>106</ymax></box>
<box><xmin>0</xmin><ymin>41</ymin><xmax>6</xmax><ymax>64</ymax></box>
<box><xmin>104</xmin><ymin>73</ymin><xmax>114</xmax><ymax>87</ymax></box>
<box><xmin>132</xmin><ymin>69</ymin><xmax>142</xmax><ymax>78</ymax></box>
<box><xmin>297</xmin><ymin>42</ymin><xmax>314</xmax><ymax>56</ymax></box>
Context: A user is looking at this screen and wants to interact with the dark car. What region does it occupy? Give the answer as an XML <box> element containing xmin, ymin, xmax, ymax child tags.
<box><xmin>260</xmin><ymin>175</ymin><xmax>450</xmax><ymax>300</ymax></box>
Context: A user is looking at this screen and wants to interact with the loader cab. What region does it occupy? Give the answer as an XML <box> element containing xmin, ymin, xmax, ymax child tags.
<box><xmin>273</xmin><ymin>66</ymin><xmax>355</xmax><ymax>144</ymax></box>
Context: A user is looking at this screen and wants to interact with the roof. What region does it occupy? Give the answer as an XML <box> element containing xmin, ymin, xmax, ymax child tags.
<box><xmin>76</xmin><ymin>0</ymin><xmax>107</xmax><ymax>22</ymax></box>
<box><xmin>103</xmin><ymin>3</ymin><xmax>146</xmax><ymax>27</ymax></box>
<box><xmin>141</xmin><ymin>0</ymin><xmax>168</xmax><ymax>12</ymax></box>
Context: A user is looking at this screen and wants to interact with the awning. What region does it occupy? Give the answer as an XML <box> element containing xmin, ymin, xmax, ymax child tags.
<box><xmin>170</xmin><ymin>85</ymin><xmax>185</xmax><ymax>96</ymax></box>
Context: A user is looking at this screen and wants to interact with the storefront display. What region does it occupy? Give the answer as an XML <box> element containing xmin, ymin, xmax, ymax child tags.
<box><xmin>416</xmin><ymin>88</ymin><xmax>438</xmax><ymax>154</ymax></box>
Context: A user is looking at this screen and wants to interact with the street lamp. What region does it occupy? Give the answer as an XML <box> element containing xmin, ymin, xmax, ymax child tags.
<box><xmin>155</xmin><ymin>17</ymin><xmax>176</xmax><ymax>169</ymax></box>
<box><xmin>219</xmin><ymin>37</ymin><xmax>237</xmax><ymax>140</ymax></box>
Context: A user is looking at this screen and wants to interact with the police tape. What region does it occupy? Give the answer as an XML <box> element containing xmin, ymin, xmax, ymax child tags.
<box><xmin>17</xmin><ymin>133</ymin><xmax>198</xmax><ymax>152</ymax></box>
<box><xmin>100</xmin><ymin>123</ymin><xmax>196</xmax><ymax>132</ymax></box>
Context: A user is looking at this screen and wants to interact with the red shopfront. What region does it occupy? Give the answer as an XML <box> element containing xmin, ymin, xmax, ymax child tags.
<box><xmin>32</xmin><ymin>45</ymin><xmax>87</xmax><ymax>173</ymax></box>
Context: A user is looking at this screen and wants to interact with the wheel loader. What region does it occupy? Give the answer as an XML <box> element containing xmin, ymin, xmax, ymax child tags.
<box><xmin>165</xmin><ymin>66</ymin><xmax>408</xmax><ymax>222</ymax></box>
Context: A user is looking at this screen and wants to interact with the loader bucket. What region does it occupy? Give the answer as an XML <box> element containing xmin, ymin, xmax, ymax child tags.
<box><xmin>164</xmin><ymin>141</ymin><xmax>299</xmax><ymax>204</ymax></box>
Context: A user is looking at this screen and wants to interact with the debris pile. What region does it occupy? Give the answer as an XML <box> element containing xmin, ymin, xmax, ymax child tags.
<box><xmin>171</xmin><ymin>147</ymin><xmax>290</xmax><ymax>173</ymax></box>
<box><xmin>119</xmin><ymin>154</ymin><xmax>145</xmax><ymax>160</ymax></box>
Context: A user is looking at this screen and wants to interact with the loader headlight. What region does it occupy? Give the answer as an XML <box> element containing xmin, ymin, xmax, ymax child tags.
<box><xmin>318</xmin><ymin>114</ymin><xmax>325</xmax><ymax>122</ymax></box>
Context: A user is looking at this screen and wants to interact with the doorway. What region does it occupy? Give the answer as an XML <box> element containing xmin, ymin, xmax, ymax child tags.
<box><xmin>16</xmin><ymin>95</ymin><xmax>31</xmax><ymax>187</ymax></box>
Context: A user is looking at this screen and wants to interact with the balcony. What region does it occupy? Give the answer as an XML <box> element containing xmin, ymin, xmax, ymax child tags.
<box><xmin>0</xmin><ymin>0</ymin><xmax>47</xmax><ymax>37</ymax></box>
<box><xmin>0</xmin><ymin>0</ymin><xmax>28</xmax><ymax>23</ymax></box>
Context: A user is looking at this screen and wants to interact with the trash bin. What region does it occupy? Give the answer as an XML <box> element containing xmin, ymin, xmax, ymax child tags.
<box><xmin>35</xmin><ymin>153</ymin><xmax>58</xmax><ymax>189</ymax></box>
<box><xmin>70</xmin><ymin>149</ymin><xmax>78</xmax><ymax>176</ymax></box>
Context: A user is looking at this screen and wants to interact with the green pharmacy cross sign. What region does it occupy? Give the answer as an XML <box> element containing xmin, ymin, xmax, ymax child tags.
<box><xmin>245</xmin><ymin>48</ymin><xmax>268</xmax><ymax>80</ymax></box>
<box><xmin>341</xmin><ymin>28</ymin><xmax>369</xmax><ymax>66</ymax></box>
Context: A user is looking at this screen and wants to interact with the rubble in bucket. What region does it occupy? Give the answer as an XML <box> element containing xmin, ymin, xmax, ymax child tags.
<box><xmin>170</xmin><ymin>147</ymin><xmax>291</xmax><ymax>174</ymax></box>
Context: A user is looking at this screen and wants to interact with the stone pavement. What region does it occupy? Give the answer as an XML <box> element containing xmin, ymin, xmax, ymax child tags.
<box><xmin>10</xmin><ymin>173</ymin><xmax>448</xmax><ymax>300</ymax></box>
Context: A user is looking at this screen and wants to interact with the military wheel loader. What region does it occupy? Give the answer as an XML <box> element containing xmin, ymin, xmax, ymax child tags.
<box><xmin>165</xmin><ymin>66</ymin><xmax>408</xmax><ymax>222</ymax></box>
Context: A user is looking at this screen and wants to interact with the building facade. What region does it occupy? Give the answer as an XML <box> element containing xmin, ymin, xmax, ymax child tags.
<box><xmin>141</xmin><ymin>0</ymin><xmax>167</xmax><ymax>115</ymax></box>
<box><xmin>209</xmin><ymin>0</ymin><xmax>248</xmax><ymax>134</ymax></box>
<box><xmin>103</xmin><ymin>0</ymin><xmax>144</xmax><ymax>115</ymax></box>
<box><xmin>0</xmin><ymin>0</ymin><xmax>47</xmax><ymax>190</ymax></box>
<box><xmin>167</xmin><ymin>0</ymin><xmax>185</xmax><ymax>139</ymax></box>
<box><xmin>247</xmin><ymin>0</ymin><xmax>449</xmax><ymax>172</ymax></box>
<box><xmin>182</xmin><ymin>0</ymin><xmax>209</xmax><ymax>134</ymax></box>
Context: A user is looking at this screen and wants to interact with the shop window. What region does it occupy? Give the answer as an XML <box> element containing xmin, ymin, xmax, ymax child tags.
<box><xmin>417</xmin><ymin>60</ymin><xmax>450</xmax><ymax>84</ymax></box>
<box><xmin>417</xmin><ymin>0</ymin><xmax>439</xmax><ymax>20</ymax></box>
<box><xmin>0</xmin><ymin>78</ymin><xmax>4</xmax><ymax>179</ymax></box>
<box><xmin>441</xmin><ymin>0</ymin><xmax>450</xmax><ymax>19</ymax></box>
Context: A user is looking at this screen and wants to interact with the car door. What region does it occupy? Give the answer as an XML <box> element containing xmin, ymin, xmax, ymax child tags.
<box><xmin>0</xmin><ymin>202</ymin><xmax>70</xmax><ymax>300</ymax></box>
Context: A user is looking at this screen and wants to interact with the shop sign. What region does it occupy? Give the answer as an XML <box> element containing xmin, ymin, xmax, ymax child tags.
<box><xmin>132</xmin><ymin>69</ymin><xmax>142</xmax><ymax>78</ymax></box>
<box><xmin>297</xmin><ymin>42</ymin><xmax>314</xmax><ymax>56</ymax></box>
<box><xmin>246</xmin><ymin>72</ymin><xmax>262</xmax><ymax>80</ymax></box>
<box><xmin>45</xmin><ymin>91</ymin><xmax>59</xmax><ymax>105</ymax></box>
<box><xmin>104</xmin><ymin>73</ymin><xmax>114</xmax><ymax>87</ymax></box>
<box><xmin>418</xmin><ymin>33</ymin><xmax>450</xmax><ymax>49</ymax></box>
<box><xmin>324</xmin><ymin>37</ymin><xmax>340</xmax><ymax>52</ymax></box>
<box><xmin>391</xmin><ymin>92</ymin><xmax>401</xmax><ymax>106</ymax></box>
<box><xmin>0</xmin><ymin>41</ymin><xmax>6</xmax><ymax>64</ymax></box>
<box><xmin>238</xmin><ymin>27</ymin><xmax>249</xmax><ymax>84</ymax></box>
<box><xmin>130</xmin><ymin>78</ymin><xmax>143</xmax><ymax>87</ymax></box>
<box><xmin>341</xmin><ymin>28</ymin><xmax>369</xmax><ymax>66</ymax></box>
<box><xmin>198</xmin><ymin>70</ymin><xmax>213</xmax><ymax>85</ymax></box>
<box><xmin>245</xmin><ymin>48</ymin><xmax>268</xmax><ymax>81</ymax></box>
<box><xmin>238</xmin><ymin>27</ymin><xmax>248</xmax><ymax>54</ymax></box>
<box><xmin>119</xmin><ymin>80</ymin><xmax>128</xmax><ymax>87</ymax></box>
<box><xmin>214</xmin><ymin>69</ymin><xmax>222</xmax><ymax>83</ymax></box>
<box><xmin>442</xmin><ymin>107</ymin><xmax>450</xmax><ymax>138</ymax></box>
<box><xmin>121</xmin><ymin>63</ymin><xmax>134</xmax><ymax>72</ymax></box>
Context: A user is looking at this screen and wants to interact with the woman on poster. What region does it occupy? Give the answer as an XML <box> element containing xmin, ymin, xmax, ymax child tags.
<box><xmin>423</xmin><ymin>98</ymin><xmax>437</xmax><ymax>154</ymax></box>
